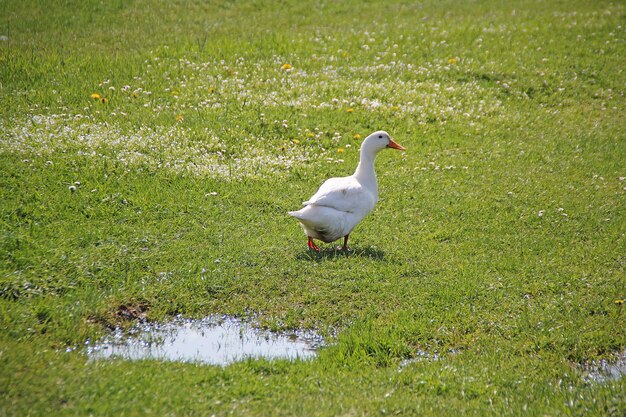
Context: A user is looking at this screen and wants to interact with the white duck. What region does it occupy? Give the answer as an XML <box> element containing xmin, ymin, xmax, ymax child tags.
<box><xmin>288</xmin><ymin>131</ymin><xmax>405</xmax><ymax>251</ymax></box>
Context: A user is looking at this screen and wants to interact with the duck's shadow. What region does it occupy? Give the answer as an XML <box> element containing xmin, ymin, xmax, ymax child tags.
<box><xmin>296</xmin><ymin>246</ymin><xmax>386</xmax><ymax>261</ymax></box>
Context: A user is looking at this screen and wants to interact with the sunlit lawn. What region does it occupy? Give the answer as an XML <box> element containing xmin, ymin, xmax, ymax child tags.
<box><xmin>1</xmin><ymin>0</ymin><xmax>624</xmax><ymax>415</ymax></box>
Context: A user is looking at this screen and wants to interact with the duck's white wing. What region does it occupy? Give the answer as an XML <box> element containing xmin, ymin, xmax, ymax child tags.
<box><xmin>304</xmin><ymin>176</ymin><xmax>373</xmax><ymax>213</ymax></box>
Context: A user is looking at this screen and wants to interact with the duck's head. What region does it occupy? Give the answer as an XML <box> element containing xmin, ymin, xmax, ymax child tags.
<box><xmin>361</xmin><ymin>131</ymin><xmax>406</xmax><ymax>153</ymax></box>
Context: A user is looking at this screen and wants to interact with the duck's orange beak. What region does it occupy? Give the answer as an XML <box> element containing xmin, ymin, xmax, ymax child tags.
<box><xmin>387</xmin><ymin>138</ymin><xmax>406</xmax><ymax>151</ymax></box>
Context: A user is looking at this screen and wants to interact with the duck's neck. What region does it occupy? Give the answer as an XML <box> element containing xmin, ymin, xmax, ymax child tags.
<box><xmin>354</xmin><ymin>149</ymin><xmax>378</xmax><ymax>191</ymax></box>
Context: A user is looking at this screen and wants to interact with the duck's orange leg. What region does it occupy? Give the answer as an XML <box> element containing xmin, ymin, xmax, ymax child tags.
<box><xmin>307</xmin><ymin>236</ymin><xmax>320</xmax><ymax>252</ymax></box>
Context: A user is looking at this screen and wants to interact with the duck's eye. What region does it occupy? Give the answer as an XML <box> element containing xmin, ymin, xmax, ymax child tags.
<box><xmin>378</xmin><ymin>135</ymin><xmax>383</xmax><ymax>139</ymax></box>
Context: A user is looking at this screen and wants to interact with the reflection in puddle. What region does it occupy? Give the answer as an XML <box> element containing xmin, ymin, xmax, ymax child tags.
<box><xmin>398</xmin><ymin>349</ymin><xmax>459</xmax><ymax>372</ymax></box>
<box><xmin>88</xmin><ymin>316</ymin><xmax>323</xmax><ymax>366</ymax></box>
<box><xmin>580</xmin><ymin>350</ymin><xmax>626</xmax><ymax>383</ymax></box>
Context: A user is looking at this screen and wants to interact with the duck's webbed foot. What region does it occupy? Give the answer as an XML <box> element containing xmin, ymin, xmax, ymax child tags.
<box><xmin>337</xmin><ymin>234</ymin><xmax>351</xmax><ymax>251</ymax></box>
<box><xmin>307</xmin><ymin>236</ymin><xmax>320</xmax><ymax>252</ymax></box>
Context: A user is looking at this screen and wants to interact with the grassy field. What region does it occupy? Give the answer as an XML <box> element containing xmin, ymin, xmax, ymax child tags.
<box><xmin>1</xmin><ymin>0</ymin><xmax>625</xmax><ymax>415</ymax></box>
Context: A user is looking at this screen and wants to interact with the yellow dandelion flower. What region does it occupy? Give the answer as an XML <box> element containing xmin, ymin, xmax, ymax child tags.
<box><xmin>292</xmin><ymin>139</ymin><xmax>300</xmax><ymax>144</ymax></box>
<box><xmin>346</xmin><ymin>108</ymin><xmax>354</xmax><ymax>113</ymax></box>
<box><xmin>353</xmin><ymin>133</ymin><xmax>361</xmax><ymax>140</ymax></box>
<box><xmin>306</xmin><ymin>132</ymin><xmax>315</xmax><ymax>138</ymax></box>
<box><xmin>448</xmin><ymin>57</ymin><xmax>458</xmax><ymax>64</ymax></box>
<box><xmin>176</xmin><ymin>115</ymin><xmax>184</xmax><ymax>122</ymax></box>
<box><xmin>90</xmin><ymin>93</ymin><xmax>101</xmax><ymax>100</ymax></box>
<box><xmin>281</xmin><ymin>63</ymin><xmax>293</xmax><ymax>70</ymax></box>
<box><xmin>615</xmin><ymin>299</ymin><xmax>624</xmax><ymax>305</ymax></box>
<box><xmin>337</xmin><ymin>147</ymin><xmax>345</xmax><ymax>153</ymax></box>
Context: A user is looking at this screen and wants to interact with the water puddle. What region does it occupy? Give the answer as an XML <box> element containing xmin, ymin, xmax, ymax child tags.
<box><xmin>397</xmin><ymin>348</ymin><xmax>459</xmax><ymax>372</ymax></box>
<box><xmin>579</xmin><ymin>350</ymin><xmax>626</xmax><ymax>383</ymax></box>
<box><xmin>87</xmin><ymin>315</ymin><xmax>323</xmax><ymax>366</ymax></box>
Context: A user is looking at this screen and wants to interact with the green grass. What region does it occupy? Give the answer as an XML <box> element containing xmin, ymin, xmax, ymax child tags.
<box><xmin>1</xmin><ymin>0</ymin><xmax>625</xmax><ymax>415</ymax></box>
